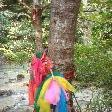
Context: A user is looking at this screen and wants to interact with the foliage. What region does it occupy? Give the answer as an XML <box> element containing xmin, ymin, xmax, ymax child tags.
<box><xmin>75</xmin><ymin>42</ymin><xmax>112</xmax><ymax>87</ymax></box>
<box><xmin>75</xmin><ymin>0</ymin><xmax>112</xmax><ymax>87</ymax></box>
<box><xmin>0</xmin><ymin>48</ymin><xmax>17</xmax><ymax>62</ymax></box>
<box><xmin>42</xmin><ymin>8</ymin><xmax>50</xmax><ymax>45</ymax></box>
<box><xmin>0</xmin><ymin>0</ymin><xmax>51</xmax><ymax>63</ymax></box>
<box><xmin>75</xmin><ymin>1</ymin><xmax>112</xmax><ymax>109</ymax></box>
<box><xmin>0</xmin><ymin>10</ymin><xmax>35</xmax><ymax>63</ymax></box>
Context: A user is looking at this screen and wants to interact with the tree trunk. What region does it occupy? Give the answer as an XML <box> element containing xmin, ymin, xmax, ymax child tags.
<box><xmin>32</xmin><ymin>1</ymin><xmax>43</xmax><ymax>52</ymax></box>
<box><xmin>48</xmin><ymin>0</ymin><xmax>81</xmax><ymax>77</ymax></box>
<box><xmin>48</xmin><ymin>0</ymin><xmax>81</xmax><ymax>111</ymax></box>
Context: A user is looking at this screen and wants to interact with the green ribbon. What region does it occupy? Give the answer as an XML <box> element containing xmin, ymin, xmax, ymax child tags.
<box><xmin>36</xmin><ymin>51</ymin><xmax>42</xmax><ymax>59</ymax></box>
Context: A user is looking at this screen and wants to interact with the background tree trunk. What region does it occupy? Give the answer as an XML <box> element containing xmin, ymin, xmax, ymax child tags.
<box><xmin>32</xmin><ymin>0</ymin><xmax>50</xmax><ymax>52</ymax></box>
<box><xmin>32</xmin><ymin>0</ymin><xmax>43</xmax><ymax>52</ymax></box>
<box><xmin>48</xmin><ymin>0</ymin><xmax>81</xmax><ymax>78</ymax></box>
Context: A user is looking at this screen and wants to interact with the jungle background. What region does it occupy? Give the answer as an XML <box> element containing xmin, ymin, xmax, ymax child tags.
<box><xmin>0</xmin><ymin>0</ymin><xmax>112</xmax><ymax>112</ymax></box>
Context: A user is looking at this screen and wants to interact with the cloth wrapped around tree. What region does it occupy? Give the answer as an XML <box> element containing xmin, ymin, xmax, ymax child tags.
<box><xmin>34</xmin><ymin>71</ymin><xmax>75</xmax><ymax>112</ymax></box>
<box><xmin>28</xmin><ymin>51</ymin><xmax>53</xmax><ymax>105</ymax></box>
<box><xmin>28</xmin><ymin>51</ymin><xmax>76</xmax><ymax>112</ymax></box>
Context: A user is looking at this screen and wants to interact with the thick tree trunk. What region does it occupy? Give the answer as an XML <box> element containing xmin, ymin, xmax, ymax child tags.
<box><xmin>48</xmin><ymin>0</ymin><xmax>81</xmax><ymax>77</ymax></box>
<box><xmin>48</xmin><ymin>0</ymin><xmax>81</xmax><ymax>111</ymax></box>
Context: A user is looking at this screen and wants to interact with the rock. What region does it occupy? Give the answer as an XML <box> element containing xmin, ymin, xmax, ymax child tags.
<box><xmin>23</xmin><ymin>82</ymin><xmax>29</xmax><ymax>87</ymax></box>
<box><xmin>9</xmin><ymin>78</ymin><xmax>16</xmax><ymax>83</ymax></box>
<box><xmin>21</xmin><ymin>97</ymin><xmax>26</xmax><ymax>100</ymax></box>
<box><xmin>0</xmin><ymin>90</ymin><xmax>13</xmax><ymax>96</ymax></box>
<box><xmin>17</xmin><ymin>74</ymin><xmax>25</xmax><ymax>81</ymax></box>
<box><xmin>1</xmin><ymin>106</ymin><xmax>12</xmax><ymax>112</ymax></box>
<box><xmin>0</xmin><ymin>55</ymin><xmax>6</xmax><ymax>66</ymax></box>
<box><xmin>2</xmin><ymin>106</ymin><xmax>34</xmax><ymax>112</ymax></box>
<box><xmin>0</xmin><ymin>77</ymin><xmax>4</xmax><ymax>79</ymax></box>
<box><xmin>16</xmin><ymin>106</ymin><xmax>34</xmax><ymax>112</ymax></box>
<box><xmin>4</xmin><ymin>82</ymin><xmax>8</xmax><ymax>84</ymax></box>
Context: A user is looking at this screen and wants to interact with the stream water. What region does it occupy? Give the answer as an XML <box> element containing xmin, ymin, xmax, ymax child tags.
<box><xmin>0</xmin><ymin>64</ymin><xmax>110</xmax><ymax>112</ymax></box>
<box><xmin>0</xmin><ymin>64</ymin><xmax>33</xmax><ymax>112</ymax></box>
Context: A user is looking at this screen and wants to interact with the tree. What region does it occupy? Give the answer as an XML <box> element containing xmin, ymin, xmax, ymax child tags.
<box><xmin>1</xmin><ymin>0</ymin><xmax>50</xmax><ymax>52</ymax></box>
<box><xmin>19</xmin><ymin>0</ymin><xmax>50</xmax><ymax>51</ymax></box>
<box><xmin>48</xmin><ymin>0</ymin><xmax>81</xmax><ymax>111</ymax></box>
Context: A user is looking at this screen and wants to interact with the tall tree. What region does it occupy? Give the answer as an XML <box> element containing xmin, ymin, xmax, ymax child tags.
<box><xmin>19</xmin><ymin>0</ymin><xmax>50</xmax><ymax>52</ymax></box>
<box><xmin>32</xmin><ymin>0</ymin><xmax>43</xmax><ymax>51</ymax></box>
<box><xmin>48</xmin><ymin>0</ymin><xmax>81</xmax><ymax>111</ymax></box>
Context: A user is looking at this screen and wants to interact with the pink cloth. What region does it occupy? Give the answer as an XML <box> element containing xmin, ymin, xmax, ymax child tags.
<box><xmin>45</xmin><ymin>80</ymin><xmax>61</xmax><ymax>105</ymax></box>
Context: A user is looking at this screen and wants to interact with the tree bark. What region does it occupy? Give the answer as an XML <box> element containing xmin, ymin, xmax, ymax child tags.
<box><xmin>32</xmin><ymin>4</ymin><xmax>43</xmax><ymax>52</ymax></box>
<box><xmin>32</xmin><ymin>0</ymin><xmax>50</xmax><ymax>52</ymax></box>
<box><xmin>48</xmin><ymin>0</ymin><xmax>81</xmax><ymax>77</ymax></box>
<box><xmin>48</xmin><ymin>1</ymin><xmax>81</xmax><ymax>111</ymax></box>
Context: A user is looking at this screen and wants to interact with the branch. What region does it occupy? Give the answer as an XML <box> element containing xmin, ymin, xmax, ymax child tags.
<box><xmin>83</xmin><ymin>9</ymin><xmax>97</xmax><ymax>12</ymax></box>
<box><xmin>17</xmin><ymin>12</ymin><xmax>31</xmax><ymax>19</ymax></box>
<box><xmin>18</xmin><ymin>0</ymin><xmax>32</xmax><ymax>12</ymax></box>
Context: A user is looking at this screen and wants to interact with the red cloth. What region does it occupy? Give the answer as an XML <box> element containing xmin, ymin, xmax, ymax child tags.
<box><xmin>28</xmin><ymin>80</ymin><xmax>37</xmax><ymax>105</ymax></box>
<box><xmin>28</xmin><ymin>53</ymin><xmax>53</xmax><ymax>105</ymax></box>
<box><xmin>31</xmin><ymin>56</ymin><xmax>44</xmax><ymax>86</ymax></box>
<box><xmin>41</xmin><ymin>52</ymin><xmax>54</xmax><ymax>74</ymax></box>
<box><xmin>64</xmin><ymin>70</ymin><xmax>75</xmax><ymax>80</ymax></box>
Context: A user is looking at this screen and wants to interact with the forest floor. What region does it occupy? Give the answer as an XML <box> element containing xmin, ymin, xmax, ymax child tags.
<box><xmin>0</xmin><ymin>71</ymin><xmax>33</xmax><ymax>112</ymax></box>
<box><xmin>0</xmin><ymin>64</ymin><xmax>99</xmax><ymax>112</ymax></box>
<box><xmin>0</xmin><ymin>64</ymin><xmax>33</xmax><ymax>112</ymax></box>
